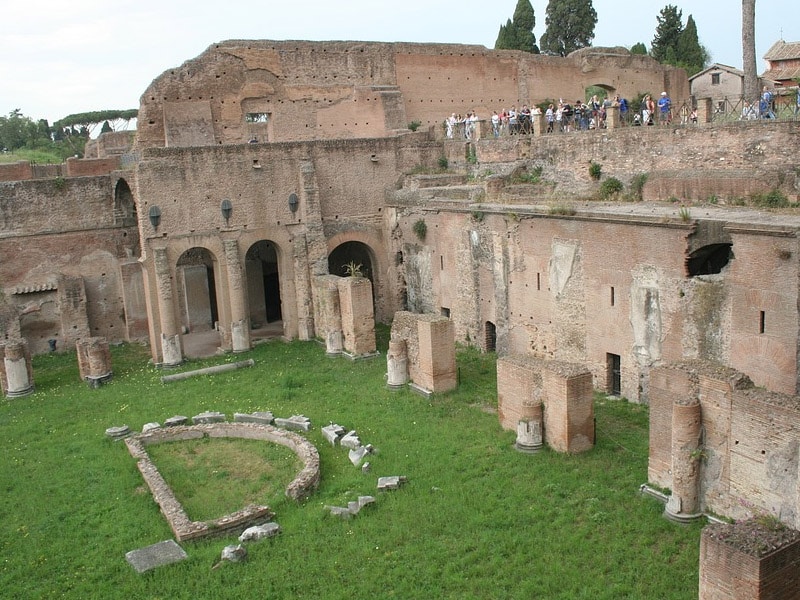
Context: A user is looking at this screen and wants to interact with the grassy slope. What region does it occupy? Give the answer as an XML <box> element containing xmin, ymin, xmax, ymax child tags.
<box><xmin>0</xmin><ymin>335</ymin><xmax>702</xmax><ymax>599</ymax></box>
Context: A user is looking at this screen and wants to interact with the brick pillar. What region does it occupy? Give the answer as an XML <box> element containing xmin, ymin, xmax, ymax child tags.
<box><xmin>154</xmin><ymin>247</ymin><xmax>183</xmax><ymax>366</ymax></box>
<box><xmin>337</xmin><ymin>276</ymin><xmax>376</xmax><ymax>356</ymax></box>
<box><xmin>76</xmin><ymin>336</ymin><xmax>113</xmax><ymax>388</ymax></box>
<box><xmin>223</xmin><ymin>239</ymin><xmax>251</xmax><ymax>353</ymax></box>
<box><xmin>1</xmin><ymin>340</ymin><xmax>34</xmax><ymax>397</ymax></box>
<box><xmin>415</xmin><ymin>317</ymin><xmax>456</xmax><ymax>393</ymax></box>
<box><xmin>532</xmin><ymin>112</ymin><xmax>546</xmax><ymax>137</ymax></box>
<box><xmin>606</xmin><ymin>105</ymin><xmax>620</xmax><ymax>129</ymax></box>
<box><xmin>320</xmin><ymin>277</ymin><xmax>343</xmax><ymax>355</ymax></box>
<box><xmin>698</xmin><ymin>98</ymin><xmax>713</xmax><ymax>124</ymax></box>
<box><xmin>666</xmin><ymin>401</ymin><xmax>703</xmax><ymax>521</ymax></box>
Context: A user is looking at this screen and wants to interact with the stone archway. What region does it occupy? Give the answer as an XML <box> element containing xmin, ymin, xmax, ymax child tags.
<box><xmin>328</xmin><ymin>241</ymin><xmax>375</xmax><ymax>283</ymax></box>
<box><xmin>245</xmin><ymin>240</ymin><xmax>284</xmax><ymax>341</ymax></box>
<box><xmin>175</xmin><ymin>247</ymin><xmax>222</xmax><ymax>358</ymax></box>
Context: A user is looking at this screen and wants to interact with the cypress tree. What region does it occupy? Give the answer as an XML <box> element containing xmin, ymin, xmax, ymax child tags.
<box><xmin>494</xmin><ymin>0</ymin><xmax>539</xmax><ymax>54</ymax></box>
<box><xmin>540</xmin><ymin>0</ymin><xmax>598</xmax><ymax>57</ymax></box>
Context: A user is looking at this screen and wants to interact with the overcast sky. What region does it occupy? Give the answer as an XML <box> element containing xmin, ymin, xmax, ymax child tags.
<box><xmin>1</xmin><ymin>0</ymin><xmax>794</xmax><ymax>125</ymax></box>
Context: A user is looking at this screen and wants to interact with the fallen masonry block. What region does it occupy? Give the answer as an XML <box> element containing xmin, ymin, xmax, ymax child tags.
<box><xmin>192</xmin><ymin>411</ymin><xmax>226</xmax><ymax>424</ymax></box>
<box><xmin>142</xmin><ymin>422</ymin><xmax>161</xmax><ymax>433</ymax></box>
<box><xmin>377</xmin><ymin>476</ymin><xmax>408</xmax><ymax>491</ymax></box>
<box><xmin>340</xmin><ymin>430</ymin><xmax>361</xmax><ymax>449</ymax></box>
<box><xmin>125</xmin><ymin>540</ymin><xmax>187</xmax><ymax>573</ymax></box>
<box><xmin>238</xmin><ymin>522</ymin><xmax>281</xmax><ymax>542</ymax></box>
<box><xmin>321</xmin><ymin>423</ymin><xmax>346</xmax><ymax>445</ymax></box>
<box><xmin>325</xmin><ymin>495</ymin><xmax>376</xmax><ymax>518</ymax></box>
<box><xmin>221</xmin><ymin>544</ymin><xmax>247</xmax><ymax>563</ymax></box>
<box><xmin>234</xmin><ymin>411</ymin><xmax>274</xmax><ymax>425</ymax></box>
<box><xmin>348</xmin><ymin>444</ymin><xmax>374</xmax><ymax>467</ymax></box>
<box><xmin>274</xmin><ymin>415</ymin><xmax>311</xmax><ymax>431</ymax></box>
<box><xmin>105</xmin><ymin>425</ymin><xmax>131</xmax><ymax>440</ymax></box>
<box><xmin>163</xmin><ymin>415</ymin><xmax>188</xmax><ymax>427</ymax></box>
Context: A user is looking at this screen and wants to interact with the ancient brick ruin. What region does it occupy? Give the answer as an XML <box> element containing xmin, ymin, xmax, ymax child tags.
<box><xmin>2</xmin><ymin>39</ymin><xmax>800</xmax><ymax>594</ymax></box>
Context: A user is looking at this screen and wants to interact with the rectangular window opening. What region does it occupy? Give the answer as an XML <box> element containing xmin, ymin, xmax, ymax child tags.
<box><xmin>607</xmin><ymin>353</ymin><xmax>621</xmax><ymax>396</ymax></box>
<box><xmin>536</xmin><ymin>272</ymin><xmax>541</xmax><ymax>291</ymax></box>
<box><xmin>711</xmin><ymin>73</ymin><xmax>721</xmax><ymax>85</ymax></box>
<box><xmin>440</xmin><ymin>255</ymin><xmax>444</xmax><ymax>270</ymax></box>
<box><xmin>245</xmin><ymin>112</ymin><xmax>270</xmax><ymax>123</ymax></box>
<box><xmin>610</xmin><ymin>286</ymin><xmax>615</xmax><ymax>306</ymax></box>
<box><xmin>759</xmin><ymin>310</ymin><xmax>765</xmax><ymax>334</ymax></box>
<box><xmin>441</xmin><ymin>307</ymin><xmax>450</xmax><ymax>318</ymax></box>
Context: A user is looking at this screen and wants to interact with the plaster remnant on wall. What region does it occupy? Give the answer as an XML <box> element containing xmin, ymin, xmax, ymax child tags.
<box><xmin>549</xmin><ymin>239</ymin><xmax>577</xmax><ymax>299</ymax></box>
<box><xmin>630</xmin><ymin>266</ymin><xmax>663</xmax><ymax>366</ymax></box>
<box><xmin>404</xmin><ymin>244</ymin><xmax>434</xmax><ymax>314</ymax></box>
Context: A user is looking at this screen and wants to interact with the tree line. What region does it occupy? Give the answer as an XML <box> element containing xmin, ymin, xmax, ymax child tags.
<box><xmin>495</xmin><ymin>0</ymin><xmax>709</xmax><ymax>77</ymax></box>
<box><xmin>0</xmin><ymin>109</ymin><xmax>136</xmax><ymax>160</ymax></box>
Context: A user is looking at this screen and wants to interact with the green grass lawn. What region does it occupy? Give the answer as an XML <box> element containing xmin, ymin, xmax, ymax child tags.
<box><xmin>0</xmin><ymin>333</ymin><xmax>703</xmax><ymax>599</ymax></box>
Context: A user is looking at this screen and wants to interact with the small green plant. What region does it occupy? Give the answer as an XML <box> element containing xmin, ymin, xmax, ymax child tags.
<box><xmin>628</xmin><ymin>173</ymin><xmax>648</xmax><ymax>201</ymax></box>
<box><xmin>437</xmin><ymin>156</ymin><xmax>449</xmax><ymax>170</ymax></box>
<box><xmin>689</xmin><ymin>448</ymin><xmax>708</xmax><ymax>463</ymax></box>
<box><xmin>53</xmin><ymin>176</ymin><xmax>66</xmax><ymax>191</ymax></box>
<box><xmin>466</xmin><ymin>144</ymin><xmax>477</xmax><ymax>164</ymax></box>
<box><xmin>408</xmin><ymin>120</ymin><xmax>422</xmax><ymax>132</ymax></box>
<box><xmin>471</xmin><ymin>210</ymin><xmax>484</xmax><ymax>222</ymax></box>
<box><xmin>512</xmin><ymin>166</ymin><xmax>543</xmax><ymax>184</ymax></box>
<box><xmin>549</xmin><ymin>205</ymin><xmax>577</xmax><ymax>216</ymax></box>
<box><xmin>707</xmin><ymin>194</ymin><xmax>719</xmax><ymax>205</ymax></box>
<box><xmin>589</xmin><ymin>161</ymin><xmax>602</xmax><ymax>181</ymax></box>
<box><xmin>599</xmin><ymin>177</ymin><xmax>624</xmax><ymax>200</ymax></box>
<box><xmin>412</xmin><ymin>218</ymin><xmax>427</xmax><ymax>241</ymax></box>
<box><xmin>751</xmin><ymin>189</ymin><xmax>789</xmax><ymax>208</ymax></box>
<box><xmin>678</xmin><ymin>206</ymin><xmax>692</xmax><ymax>222</ymax></box>
<box><xmin>343</xmin><ymin>261</ymin><xmax>363</xmax><ymax>277</ymax></box>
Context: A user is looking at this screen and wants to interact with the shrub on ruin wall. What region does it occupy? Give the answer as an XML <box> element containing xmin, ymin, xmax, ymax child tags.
<box><xmin>600</xmin><ymin>177</ymin><xmax>624</xmax><ymax>200</ymax></box>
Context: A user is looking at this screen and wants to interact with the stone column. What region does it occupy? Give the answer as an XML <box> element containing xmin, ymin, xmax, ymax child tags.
<box><xmin>698</xmin><ymin>98</ymin><xmax>713</xmax><ymax>124</ymax></box>
<box><xmin>606</xmin><ymin>105</ymin><xmax>620</xmax><ymax>129</ymax></box>
<box><xmin>666</xmin><ymin>400</ymin><xmax>703</xmax><ymax>522</ymax></box>
<box><xmin>515</xmin><ymin>401</ymin><xmax>544</xmax><ymax>453</ymax></box>
<box><xmin>1</xmin><ymin>340</ymin><xmax>34</xmax><ymax>397</ymax></box>
<box><xmin>76</xmin><ymin>337</ymin><xmax>113</xmax><ymax>388</ymax></box>
<box><xmin>532</xmin><ymin>112</ymin><xmax>546</xmax><ymax>137</ymax></box>
<box><xmin>223</xmin><ymin>239</ymin><xmax>251</xmax><ymax>353</ymax></box>
<box><xmin>154</xmin><ymin>248</ymin><xmax>183</xmax><ymax>366</ymax></box>
<box><xmin>386</xmin><ymin>339</ymin><xmax>408</xmax><ymax>389</ymax></box>
<box><xmin>322</xmin><ymin>279</ymin><xmax>343</xmax><ymax>355</ymax></box>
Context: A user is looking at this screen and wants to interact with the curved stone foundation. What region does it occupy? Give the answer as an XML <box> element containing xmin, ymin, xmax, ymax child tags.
<box><xmin>124</xmin><ymin>422</ymin><xmax>320</xmax><ymax>541</ymax></box>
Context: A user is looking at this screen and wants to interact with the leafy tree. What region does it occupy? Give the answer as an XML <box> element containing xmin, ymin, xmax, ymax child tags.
<box><xmin>651</xmin><ymin>5</ymin><xmax>684</xmax><ymax>63</ymax></box>
<box><xmin>742</xmin><ymin>0</ymin><xmax>758</xmax><ymax>101</ymax></box>
<box><xmin>675</xmin><ymin>15</ymin><xmax>708</xmax><ymax>75</ymax></box>
<box><xmin>630</xmin><ymin>42</ymin><xmax>648</xmax><ymax>55</ymax></box>
<box><xmin>495</xmin><ymin>0</ymin><xmax>539</xmax><ymax>54</ymax></box>
<box><xmin>540</xmin><ymin>0</ymin><xmax>597</xmax><ymax>57</ymax></box>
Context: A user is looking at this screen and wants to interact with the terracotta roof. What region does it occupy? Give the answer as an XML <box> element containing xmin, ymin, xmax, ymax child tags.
<box><xmin>763</xmin><ymin>40</ymin><xmax>800</xmax><ymax>61</ymax></box>
<box><xmin>763</xmin><ymin>66</ymin><xmax>800</xmax><ymax>82</ymax></box>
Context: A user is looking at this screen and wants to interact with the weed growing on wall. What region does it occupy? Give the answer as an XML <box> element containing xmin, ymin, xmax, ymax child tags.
<box><xmin>412</xmin><ymin>218</ymin><xmax>427</xmax><ymax>241</ymax></box>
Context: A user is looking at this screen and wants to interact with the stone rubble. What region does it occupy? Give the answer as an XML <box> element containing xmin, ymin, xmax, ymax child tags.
<box><xmin>274</xmin><ymin>414</ymin><xmax>311</xmax><ymax>431</ymax></box>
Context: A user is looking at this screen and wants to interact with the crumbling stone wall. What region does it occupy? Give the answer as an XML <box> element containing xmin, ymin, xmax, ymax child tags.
<box><xmin>390</xmin><ymin>311</ymin><xmax>456</xmax><ymax>394</ymax></box>
<box><xmin>135</xmin><ymin>41</ymin><xmax>686</xmax><ymax>149</ymax></box>
<box><xmin>649</xmin><ymin>361</ymin><xmax>800</xmax><ymax>529</ymax></box>
<box><xmin>497</xmin><ymin>354</ymin><xmax>594</xmax><ymax>453</ymax></box>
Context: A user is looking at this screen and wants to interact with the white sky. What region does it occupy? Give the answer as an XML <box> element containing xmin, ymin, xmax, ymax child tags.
<box><xmin>0</xmin><ymin>0</ymin><xmax>793</xmax><ymax>125</ymax></box>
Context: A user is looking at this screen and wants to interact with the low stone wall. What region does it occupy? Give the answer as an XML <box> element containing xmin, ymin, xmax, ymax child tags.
<box><xmin>125</xmin><ymin>422</ymin><xmax>320</xmax><ymax>541</ymax></box>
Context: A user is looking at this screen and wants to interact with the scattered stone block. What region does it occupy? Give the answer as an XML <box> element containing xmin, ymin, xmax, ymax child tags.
<box><xmin>238</xmin><ymin>522</ymin><xmax>281</xmax><ymax>542</ymax></box>
<box><xmin>377</xmin><ymin>476</ymin><xmax>408</xmax><ymax>491</ymax></box>
<box><xmin>163</xmin><ymin>415</ymin><xmax>188</xmax><ymax>427</ymax></box>
<box><xmin>192</xmin><ymin>411</ymin><xmax>226</xmax><ymax>424</ymax></box>
<box><xmin>274</xmin><ymin>414</ymin><xmax>311</xmax><ymax>431</ymax></box>
<box><xmin>361</xmin><ymin>462</ymin><xmax>371</xmax><ymax>474</ymax></box>
<box><xmin>321</xmin><ymin>423</ymin><xmax>346</xmax><ymax>445</ymax></box>
<box><xmin>125</xmin><ymin>540</ymin><xmax>187</xmax><ymax>573</ymax></box>
<box><xmin>105</xmin><ymin>425</ymin><xmax>131</xmax><ymax>440</ymax></box>
<box><xmin>348</xmin><ymin>444</ymin><xmax>374</xmax><ymax>467</ymax></box>
<box><xmin>141</xmin><ymin>422</ymin><xmax>161</xmax><ymax>433</ymax></box>
<box><xmin>340</xmin><ymin>430</ymin><xmax>361</xmax><ymax>449</ymax></box>
<box><xmin>325</xmin><ymin>495</ymin><xmax>376</xmax><ymax>518</ymax></box>
<box><xmin>221</xmin><ymin>544</ymin><xmax>247</xmax><ymax>563</ymax></box>
<box><xmin>234</xmin><ymin>411</ymin><xmax>274</xmax><ymax>425</ymax></box>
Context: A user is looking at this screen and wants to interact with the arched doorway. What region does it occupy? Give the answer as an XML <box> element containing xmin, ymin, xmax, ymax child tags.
<box><xmin>176</xmin><ymin>247</ymin><xmax>219</xmax><ymax>332</ymax></box>
<box><xmin>328</xmin><ymin>241</ymin><xmax>374</xmax><ymax>282</ymax></box>
<box><xmin>246</xmin><ymin>240</ymin><xmax>283</xmax><ymax>340</ymax></box>
<box><xmin>114</xmin><ymin>179</ymin><xmax>137</xmax><ymax>228</ymax></box>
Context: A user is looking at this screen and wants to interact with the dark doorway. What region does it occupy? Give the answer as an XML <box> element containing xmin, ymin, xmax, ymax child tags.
<box><xmin>485</xmin><ymin>321</ymin><xmax>497</xmax><ymax>352</ymax></box>
<box><xmin>246</xmin><ymin>241</ymin><xmax>282</xmax><ymax>325</ymax></box>
<box><xmin>607</xmin><ymin>353</ymin><xmax>621</xmax><ymax>396</ymax></box>
<box><xmin>328</xmin><ymin>241</ymin><xmax>374</xmax><ymax>282</ymax></box>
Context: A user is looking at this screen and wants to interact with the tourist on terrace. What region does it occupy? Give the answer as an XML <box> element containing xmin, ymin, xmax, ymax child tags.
<box><xmin>658</xmin><ymin>92</ymin><xmax>671</xmax><ymax>125</ymax></box>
